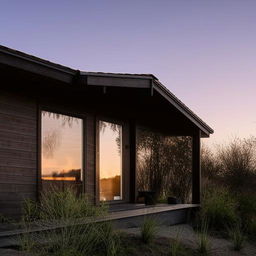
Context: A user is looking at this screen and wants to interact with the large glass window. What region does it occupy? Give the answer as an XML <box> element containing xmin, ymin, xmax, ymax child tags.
<box><xmin>41</xmin><ymin>111</ymin><xmax>83</xmax><ymax>193</ymax></box>
<box><xmin>99</xmin><ymin>121</ymin><xmax>122</xmax><ymax>201</ymax></box>
<box><xmin>136</xmin><ymin>127</ymin><xmax>192</xmax><ymax>203</ymax></box>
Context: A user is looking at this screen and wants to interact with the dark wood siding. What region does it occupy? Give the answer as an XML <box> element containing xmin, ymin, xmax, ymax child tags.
<box><xmin>0</xmin><ymin>91</ymin><xmax>37</xmax><ymax>218</ymax></box>
<box><xmin>122</xmin><ymin>122</ymin><xmax>131</xmax><ymax>202</ymax></box>
<box><xmin>85</xmin><ymin>114</ymin><xmax>96</xmax><ymax>201</ymax></box>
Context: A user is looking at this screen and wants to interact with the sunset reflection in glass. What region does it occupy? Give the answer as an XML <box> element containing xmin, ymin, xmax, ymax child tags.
<box><xmin>41</xmin><ymin>111</ymin><xmax>83</xmax><ymax>192</ymax></box>
<box><xmin>99</xmin><ymin>121</ymin><xmax>122</xmax><ymax>201</ymax></box>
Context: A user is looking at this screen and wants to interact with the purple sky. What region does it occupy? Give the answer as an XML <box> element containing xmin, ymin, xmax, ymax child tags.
<box><xmin>1</xmin><ymin>1</ymin><xmax>256</xmax><ymax>147</ymax></box>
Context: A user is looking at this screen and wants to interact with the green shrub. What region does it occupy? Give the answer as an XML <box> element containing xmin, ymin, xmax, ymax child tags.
<box><xmin>38</xmin><ymin>188</ymin><xmax>107</xmax><ymax>220</ymax></box>
<box><xmin>238</xmin><ymin>194</ymin><xmax>256</xmax><ymax>218</ymax></box>
<box><xmin>238</xmin><ymin>194</ymin><xmax>256</xmax><ymax>235</ymax></box>
<box><xmin>20</xmin><ymin>188</ymin><xmax>119</xmax><ymax>256</ymax></box>
<box><xmin>247</xmin><ymin>218</ymin><xmax>256</xmax><ymax>237</ymax></box>
<box><xmin>19</xmin><ymin>232</ymin><xmax>39</xmax><ymax>254</ymax></box>
<box><xmin>140</xmin><ymin>216</ymin><xmax>158</xmax><ymax>244</ymax></box>
<box><xmin>22</xmin><ymin>198</ymin><xmax>40</xmax><ymax>223</ymax></box>
<box><xmin>98</xmin><ymin>222</ymin><xmax>121</xmax><ymax>256</ymax></box>
<box><xmin>228</xmin><ymin>223</ymin><xmax>246</xmax><ymax>251</ymax></box>
<box><xmin>201</xmin><ymin>187</ymin><xmax>237</xmax><ymax>230</ymax></box>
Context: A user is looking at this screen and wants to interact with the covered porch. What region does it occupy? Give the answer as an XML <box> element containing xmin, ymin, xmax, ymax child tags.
<box><xmin>81</xmin><ymin>72</ymin><xmax>212</xmax><ymax>206</ymax></box>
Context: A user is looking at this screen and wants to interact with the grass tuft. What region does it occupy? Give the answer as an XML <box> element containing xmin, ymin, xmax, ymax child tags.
<box><xmin>140</xmin><ymin>216</ymin><xmax>158</xmax><ymax>244</ymax></box>
<box><xmin>229</xmin><ymin>223</ymin><xmax>246</xmax><ymax>251</ymax></box>
<box><xmin>169</xmin><ymin>230</ymin><xmax>187</xmax><ymax>256</ymax></box>
<box><xmin>196</xmin><ymin>220</ymin><xmax>211</xmax><ymax>255</ymax></box>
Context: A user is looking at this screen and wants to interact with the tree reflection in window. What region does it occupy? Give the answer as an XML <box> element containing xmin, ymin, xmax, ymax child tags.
<box><xmin>136</xmin><ymin>128</ymin><xmax>192</xmax><ymax>203</ymax></box>
<box><xmin>41</xmin><ymin>111</ymin><xmax>83</xmax><ymax>193</ymax></box>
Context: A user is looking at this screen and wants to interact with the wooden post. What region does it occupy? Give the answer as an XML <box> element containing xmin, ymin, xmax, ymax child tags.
<box><xmin>129</xmin><ymin>120</ymin><xmax>137</xmax><ymax>203</ymax></box>
<box><xmin>192</xmin><ymin>130</ymin><xmax>201</xmax><ymax>204</ymax></box>
<box><xmin>95</xmin><ymin>116</ymin><xmax>100</xmax><ymax>205</ymax></box>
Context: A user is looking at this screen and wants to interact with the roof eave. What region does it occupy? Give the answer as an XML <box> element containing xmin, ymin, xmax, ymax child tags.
<box><xmin>0</xmin><ymin>45</ymin><xmax>75</xmax><ymax>84</ymax></box>
<box><xmin>153</xmin><ymin>80</ymin><xmax>214</xmax><ymax>137</ymax></box>
<box><xmin>0</xmin><ymin>45</ymin><xmax>214</xmax><ymax>136</ymax></box>
<box><xmin>84</xmin><ymin>72</ymin><xmax>214</xmax><ymax>136</ymax></box>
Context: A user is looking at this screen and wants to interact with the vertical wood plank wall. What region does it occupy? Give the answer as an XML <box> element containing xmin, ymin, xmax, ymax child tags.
<box><xmin>0</xmin><ymin>90</ymin><xmax>98</xmax><ymax>217</ymax></box>
<box><xmin>0</xmin><ymin>91</ymin><xmax>37</xmax><ymax>218</ymax></box>
<box><xmin>85</xmin><ymin>114</ymin><xmax>96</xmax><ymax>201</ymax></box>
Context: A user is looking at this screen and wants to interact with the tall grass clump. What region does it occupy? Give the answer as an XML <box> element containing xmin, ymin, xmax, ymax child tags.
<box><xmin>201</xmin><ymin>186</ymin><xmax>237</xmax><ymax>231</ymax></box>
<box><xmin>169</xmin><ymin>240</ymin><xmax>186</xmax><ymax>256</ymax></box>
<box><xmin>196</xmin><ymin>219</ymin><xmax>211</xmax><ymax>256</ymax></box>
<box><xmin>99</xmin><ymin>222</ymin><xmax>121</xmax><ymax>256</ymax></box>
<box><xmin>20</xmin><ymin>187</ymin><xmax>119</xmax><ymax>256</ymax></box>
<box><xmin>228</xmin><ymin>223</ymin><xmax>246</xmax><ymax>251</ymax></box>
<box><xmin>169</xmin><ymin>230</ymin><xmax>187</xmax><ymax>256</ymax></box>
<box><xmin>140</xmin><ymin>216</ymin><xmax>158</xmax><ymax>244</ymax></box>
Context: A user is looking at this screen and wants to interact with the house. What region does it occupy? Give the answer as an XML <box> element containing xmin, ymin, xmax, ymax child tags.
<box><xmin>0</xmin><ymin>45</ymin><xmax>213</xmax><ymax>219</ymax></box>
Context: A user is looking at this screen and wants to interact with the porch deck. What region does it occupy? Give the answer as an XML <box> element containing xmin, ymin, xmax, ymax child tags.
<box><xmin>110</xmin><ymin>203</ymin><xmax>198</xmax><ymax>212</ymax></box>
<box><xmin>0</xmin><ymin>204</ymin><xmax>199</xmax><ymax>248</ymax></box>
<box><xmin>108</xmin><ymin>203</ymin><xmax>199</xmax><ymax>228</ymax></box>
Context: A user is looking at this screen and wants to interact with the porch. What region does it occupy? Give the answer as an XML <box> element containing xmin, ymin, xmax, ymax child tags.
<box><xmin>109</xmin><ymin>203</ymin><xmax>199</xmax><ymax>228</ymax></box>
<box><xmin>0</xmin><ymin>203</ymin><xmax>199</xmax><ymax>248</ymax></box>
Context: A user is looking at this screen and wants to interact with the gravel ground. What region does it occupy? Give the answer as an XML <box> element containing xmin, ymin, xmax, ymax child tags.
<box><xmin>0</xmin><ymin>249</ymin><xmax>30</xmax><ymax>256</ymax></box>
<box><xmin>121</xmin><ymin>224</ymin><xmax>256</xmax><ymax>256</ymax></box>
<box><xmin>1</xmin><ymin>224</ymin><xmax>255</xmax><ymax>255</ymax></box>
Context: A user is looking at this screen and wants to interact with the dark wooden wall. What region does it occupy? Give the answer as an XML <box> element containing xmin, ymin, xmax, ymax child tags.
<box><xmin>0</xmin><ymin>91</ymin><xmax>37</xmax><ymax>218</ymax></box>
<box><xmin>84</xmin><ymin>114</ymin><xmax>96</xmax><ymax>201</ymax></box>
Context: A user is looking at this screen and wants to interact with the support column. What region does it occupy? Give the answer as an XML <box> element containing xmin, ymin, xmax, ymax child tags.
<box><xmin>129</xmin><ymin>120</ymin><xmax>137</xmax><ymax>203</ymax></box>
<box><xmin>192</xmin><ymin>130</ymin><xmax>201</xmax><ymax>204</ymax></box>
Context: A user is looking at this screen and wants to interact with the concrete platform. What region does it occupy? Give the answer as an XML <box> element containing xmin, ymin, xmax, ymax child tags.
<box><xmin>109</xmin><ymin>204</ymin><xmax>199</xmax><ymax>228</ymax></box>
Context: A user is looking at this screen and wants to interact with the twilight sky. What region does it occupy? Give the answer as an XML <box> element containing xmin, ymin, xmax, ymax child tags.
<box><xmin>1</xmin><ymin>0</ymin><xmax>256</xmax><ymax>148</ymax></box>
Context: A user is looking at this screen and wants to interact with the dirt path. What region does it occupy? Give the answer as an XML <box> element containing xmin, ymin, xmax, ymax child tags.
<box><xmin>120</xmin><ymin>224</ymin><xmax>256</xmax><ymax>256</ymax></box>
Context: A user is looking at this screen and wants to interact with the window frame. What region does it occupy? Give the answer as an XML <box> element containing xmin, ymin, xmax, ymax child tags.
<box><xmin>37</xmin><ymin>106</ymin><xmax>86</xmax><ymax>198</ymax></box>
<box><xmin>95</xmin><ymin>116</ymin><xmax>126</xmax><ymax>205</ymax></box>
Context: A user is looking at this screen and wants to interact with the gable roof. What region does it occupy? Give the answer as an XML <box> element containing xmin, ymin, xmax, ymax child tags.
<box><xmin>0</xmin><ymin>44</ymin><xmax>213</xmax><ymax>137</ymax></box>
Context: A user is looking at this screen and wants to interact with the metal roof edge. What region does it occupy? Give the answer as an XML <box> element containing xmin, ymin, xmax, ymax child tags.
<box><xmin>81</xmin><ymin>71</ymin><xmax>157</xmax><ymax>80</ymax></box>
<box><xmin>0</xmin><ymin>45</ymin><xmax>76</xmax><ymax>75</ymax></box>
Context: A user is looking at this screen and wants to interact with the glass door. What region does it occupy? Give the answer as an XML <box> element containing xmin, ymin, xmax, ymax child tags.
<box><xmin>99</xmin><ymin>120</ymin><xmax>122</xmax><ymax>201</ymax></box>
